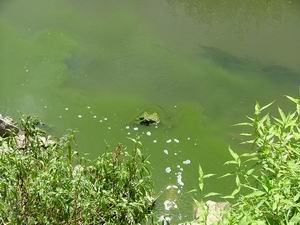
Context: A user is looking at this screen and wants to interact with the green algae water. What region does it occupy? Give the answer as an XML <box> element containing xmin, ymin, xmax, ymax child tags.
<box><xmin>1</xmin><ymin>0</ymin><xmax>300</xmax><ymax>222</ymax></box>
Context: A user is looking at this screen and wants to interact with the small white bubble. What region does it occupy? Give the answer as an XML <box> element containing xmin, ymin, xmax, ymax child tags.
<box><xmin>163</xmin><ymin>149</ymin><xmax>169</xmax><ymax>155</ymax></box>
<box><xmin>166</xmin><ymin>139</ymin><xmax>172</xmax><ymax>143</ymax></box>
<box><xmin>125</xmin><ymin>126</ymin><xmax>130</xmax><ymax>129</ymax></box>
<box><xmin>99</xmin><ymin>120</ymin><xmax>103</xmax><ymax>123</ymax></box>
<box><xmin>78</xmin><ymin>115</ymin><xmax>82</xmax><ymax>118</ymax></box>
<box><xmin>133</xmin><ymin>127</ymin><xmax>139</xmax><ymax>131</ymax></box>
<box><xmin>104</xmin><ymin>117</ymin><xmax>108</xmax><ymax>121</ymax></box>
<box><xmin>44</xmin><ymin>106</ymin><xmax>48</xmax><ymax>109</ymax></box>
<box><xmin>174</xmin><ymin>152</ymin><xmax>177</xmax><ymax>156</ymax></box>
<box><xmin>187</xmin><ymin>137</ymin><xmax>191</xmax><ymax>141</ymax></box>
<box><xmin>174</xmin><ymin>139</ymin><xmax>180</xmax><ymax>143</ymax></box>
<box><xmin>65</xmin><ymin>107</ymin><xmax>69</xmax><ymax>111</ymax></box>
<box><xmin>93</xmin><ymin>115</ymin><xmax>97</xmax><ymax>119</ymax></box>
<box><xmin>87</xmin><ymin>106</ymin><xmax>91</xmax><ymax>109</ymax></box>
<box><xmin>108</xmin><ymin>127</ymin><xmax>111</xmax><ymax>130</ymax></box>
<box><xmin>58</xmin><ymin>115</ymin><xmax>62</xmax><ymax>119</ymax></box>
<box><xmin>153</xmin><ymin>140</ymin><xmax>157</xmax><ymax>143</ymax></box>
<box><xmin>25</xmin><ymin>68</ymin><xmax>29</xmax><ymax>73</ymax></box>
<box><xmin>127</xmin><ymin>132</ymin><xmax>131</xmax><ymax>135</ymax></box>
<box><xmin>165</xmin><ymin>167</ymin><xmax>171</xmax><ymax>173</ymax></box>
<box><xmin>183</xmin><ymin>160</ymin><xmax>191</xmax><ymax>165</ymax></box>
<box><xmin>146</xmin><ymin>131</ymin><xmax>152</xmax><ymax>136</ymax></box>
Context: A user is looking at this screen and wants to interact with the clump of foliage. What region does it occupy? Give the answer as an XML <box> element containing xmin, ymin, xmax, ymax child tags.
<box><xmin>193</xmin><ymin>96</ymin><xmax>300</xmax><ymax>224</ymax></box>
<box><xmin>0</xmin><ymin>116</ymin><xmax>155</xmax><ymax>224</ymax></box>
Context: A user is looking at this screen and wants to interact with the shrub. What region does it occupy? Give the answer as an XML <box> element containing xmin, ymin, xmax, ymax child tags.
<box><xmin>0</xmin><ymin>116</ymin><xmax>155</xmax><ymax>224</ymax></box>
<box><xmin>193</xmin><ymin>96</ymin><xmax>300</xmax><ymax>224</ymax></box>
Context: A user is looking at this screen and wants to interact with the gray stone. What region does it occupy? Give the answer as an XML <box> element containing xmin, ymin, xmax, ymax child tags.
<box><xmin>0</xmin><ymin>115</ymin><xmax>19</xmax><ymax>137</ymax></box>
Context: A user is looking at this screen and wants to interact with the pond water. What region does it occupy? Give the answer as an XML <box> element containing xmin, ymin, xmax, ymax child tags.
<box><xmin>1</xmin><ymin>0</ymin><xmax>300</xmax><ymax>222</ymax></box>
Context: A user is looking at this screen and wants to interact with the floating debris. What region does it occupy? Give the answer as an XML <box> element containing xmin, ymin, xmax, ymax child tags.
<box><xmin>174</xmin><ymin>138</ymin><xmax>180</xmax><ymax>143</ymax></box>
<box><xmin>177</xmin><ymin>172</ymin><xmax>184</xmax><ymax>186</ymax></box>
<box><xmin>163</xmin><ymin>149</ymin><xmax>169</xmax><ymax>155</ymax></box>
<box><xmin>183</xmin><ymin>160</ymin><xmax>191</xmax><ymax>165</ymax></box>
<box><xmin>136</xmin><ymin>112</ymin><xmax>160</xmax><ymax>126</ymax></box>
<box><xmin>164</xmin><ymin>200</ymin><xmax>178</xmax><ymax>211</ymax></box>
<box><xmin>166</xmin><ymin>139</ymin><xmax>172</xmax><ymax>144</ymax></box>
<box><xmin>153</xmin><ymin>140</ymin><xmax>157</xmax><ymax>143</ymax></box>
<box><xmin>125</xmin><ymin>126</ymin><xmax>130</xmax><ymax>129</ymax></box>
<box><xmin>146</xmin><ymin>131</ymin><xmax>152</xmax><ymax>136</ymax></box>
<box><xmin>77</xmin><ymin>115</ymin><xmax>82</xmax><ymax>118</ymax></box>
<box><xmin>133</xmin><ymin>127</ymin><xmax>139</xmax><ymax>131</ymax></box>
<box><xmin>165</xmin><ymin>167</ymin><xmax>172</xmax><ymax>174</ymax></box>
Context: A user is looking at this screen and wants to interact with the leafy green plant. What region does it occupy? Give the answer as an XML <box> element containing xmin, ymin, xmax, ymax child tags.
<box><xmin>191</xmin><ymin>96</ymin><xmax>300</xmax><ymax>224</ymax></box>
<box><xmin>0</xmin><ymin>116</ymin><xmax>155</xmax><ymax>224</ymax></box>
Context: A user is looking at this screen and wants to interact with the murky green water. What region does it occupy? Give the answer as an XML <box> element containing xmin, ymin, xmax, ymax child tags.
<box><xmin>1</xmin><ymin>0</ymin><xmax>300</xmax><ymax>222</ymax></box>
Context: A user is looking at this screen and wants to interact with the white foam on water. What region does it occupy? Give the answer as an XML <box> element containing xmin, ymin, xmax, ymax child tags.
<box><xmin>183</xmin><ymin>160</ymin><xmax>191</xmax><ymax>165</ymax></box>
<box><xmin>166</xmin><ymin>139</ymin><xmax>172</xmax><ymax>143</ymax></box>
<box><xmin>165</xmin><ymin>167</ymin><xmax>171</xmax><ymax>173</ymax></box>
<box><xmin>177</xmin><ymin>172</ymin><xmax>184</xmax><ymax>186</ymax></box>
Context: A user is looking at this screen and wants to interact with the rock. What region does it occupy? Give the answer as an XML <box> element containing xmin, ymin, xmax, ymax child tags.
<box><xmin>0</xmin><ymin>115</ymin><xmax>19</xmax><ymax>137</ymax></box>
<box><xmin>136</xmin><ymin>112</ymin><xmax>160</xmax><ymax>126</ymax></box>
<box><xmin>194</xmin><ymin>200</ymin><xmax>230</xmax><ymax>225</ymax></box>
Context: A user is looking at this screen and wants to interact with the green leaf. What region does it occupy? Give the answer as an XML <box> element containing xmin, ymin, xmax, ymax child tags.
<box><xmin>228</xmin><ymin>147</ymin><xmax>239</xmax><ymax>161</ymax></box>
<box><xmin>203</xmin><ymin>174</ymin><xmax>216</xmax><ymax>179</ymax></box>
<box><xmin>260</xmin><ymin>102</ymin><xmax>274</xmax><ymax>111</ymax></box>
<box><xmin>204</xmin><ymin>192</ymin><xmax>220</xmax><ymax>198</ymax></box>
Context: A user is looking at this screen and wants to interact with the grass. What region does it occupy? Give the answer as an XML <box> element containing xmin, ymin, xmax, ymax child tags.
<box><xmin>191</xmin><ymin>96</ymin><xmax>300</xmax><ymax>224</ymax></box>
<box><xmin>0</xmin><ymin>116</ymin><xmax>155</xmax><ymax>224</ymax></box>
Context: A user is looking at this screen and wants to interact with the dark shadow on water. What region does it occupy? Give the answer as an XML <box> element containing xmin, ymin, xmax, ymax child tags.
<box><xmin>199</xmin><ymin>46</ymin><xmax>300</xmax><ymax>84</ymax></box>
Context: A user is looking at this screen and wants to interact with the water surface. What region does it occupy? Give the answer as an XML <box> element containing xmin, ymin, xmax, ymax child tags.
<box><xmin>1</xmin><ymin>0</ymin><xmax>300</xmax><ymax>222</ymax></box>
